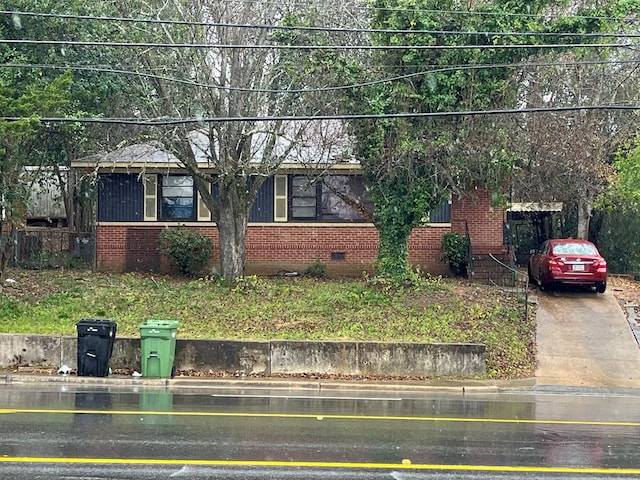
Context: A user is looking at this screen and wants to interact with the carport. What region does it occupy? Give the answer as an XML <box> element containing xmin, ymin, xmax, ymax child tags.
<box><xmin>507</xmin><ymin>202</ymin><xmax>563</xmax><ymax>266</ymax></box>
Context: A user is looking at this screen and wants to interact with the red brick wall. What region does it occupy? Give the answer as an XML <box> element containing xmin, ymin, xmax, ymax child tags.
<box><xmin>246</xmin><ymin>224</ymin><xmax>453</xmax><ymax>276</ymax></box>
<box><xmin>96</xmin><ymin>224</ymin><xmax>452</xmax><ymax>276</ymax></box>
<box><xmin>96</xmin><ymin>190</ymin><xmax>505</xmax><ymax>276</ymax></box>
<box><xmin>451</xmin><ymin>190</ymin><xmax>506</xmax><ymax>255</ymax></box>
<box><xmin>96</xmin><ymin>225</ymin><xmax>218</xmax><ymax>273</ymax></box>
<box><xmin>96</xmin><ymin>226</ymin><xmax>128</xmax><ymax>272</ymax></box>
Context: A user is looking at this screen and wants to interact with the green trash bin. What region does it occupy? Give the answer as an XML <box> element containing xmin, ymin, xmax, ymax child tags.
<box><xmin>139</xmin><ymin>320</ymin><xmax>180</xmax><ymax>378</ymax></box>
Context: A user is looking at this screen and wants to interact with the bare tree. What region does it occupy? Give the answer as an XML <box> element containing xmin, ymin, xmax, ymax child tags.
<box><xmin>114</xmin><ymin>0</ymin><xmax>362</xmax><ymax>281</ymax></box>
<box><xmin>511</xmin><ymin>50</ymin><xmax>639</xmax><ymax>238</ymax></box>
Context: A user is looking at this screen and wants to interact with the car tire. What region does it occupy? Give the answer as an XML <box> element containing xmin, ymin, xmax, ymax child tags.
<box><xmin>537</xmin><ymin>268</ymin><xmax>548</xmax><ymax>291</ymax></box>
<box><xmin>596</xmin><ymin>282</ymin><xmax>607</xmax><ymax>293</ymax></box>
<box><xmin>528</xmin><ymin>264</ymin><xmax>535</xmax><ymax>284</ymax></box>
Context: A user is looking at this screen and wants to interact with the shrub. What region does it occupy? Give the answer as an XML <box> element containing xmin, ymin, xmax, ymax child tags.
<box><xmin>441</xmin><ymin>233</ymin><xmax>470</xmax><ymax>276</ymax></box>
<box><xmin>158</xmin><ymin>228</ymin><xmax>213</xmax><ymax>277</ymax></box>
<box><xmin>304</xmin><ymin>258</ymin><xmax>327</xmax><ymax>278</ymax></box>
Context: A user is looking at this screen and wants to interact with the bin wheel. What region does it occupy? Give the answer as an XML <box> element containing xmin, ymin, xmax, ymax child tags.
<box><xmin>171</xmin><ymin>365</ymin><xmax>176</xmax><ymax>378</ymax></box>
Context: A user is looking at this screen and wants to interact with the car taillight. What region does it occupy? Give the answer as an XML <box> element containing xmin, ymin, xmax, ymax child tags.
<box><xmin>548</xmin><ymin>258</ymin><xmax>562</xmax><ymax>267</ymax></box>
<box><xmin>594</xmin><ymin>259</ymin><xmax>607</xmax><ymax>268</ymax></box>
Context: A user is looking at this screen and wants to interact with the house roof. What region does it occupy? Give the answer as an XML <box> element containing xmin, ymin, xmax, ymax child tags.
<box><xmin>71</xmin><ymin>121</ymin><xmax>358</xmax><ymax>172</ymax></box>
<box><xmin>72</xmin><ymin>142</ymin><xmax>182</xmax><ymax>169</ymax></box>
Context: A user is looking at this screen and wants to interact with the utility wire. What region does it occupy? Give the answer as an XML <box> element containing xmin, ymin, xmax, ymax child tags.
<box><xmin>2</xmin><ymin>58</ymin><xmax>638</xmax><ymax>94</ymax></box>
<box><xmin>2</xmin><ymin>10</ymin><xmax>638</xmax><ymax>38</ymax></box>
<box><xmin>224</xmin><ymin>0</ymin><xmax>639</xmax><ymax>22</ymax></box>
<box><xmin>4</xmin><ymin>5</ymin><xmax>638</xmax><ymax>25</ymax></box>
<box><xmin>365</xmin><ymin>5</ymin><xmax>639</xmax><ymax>22</ymax></box>
<box><xmin>2</xmin><ymin>105</ymin><xmax>638</xmax><ymax>126</ymax></box>
<box><xmin>1</xmin><ymin>38</ymin><xmax>636</xmax><ymax>50</ymax></box>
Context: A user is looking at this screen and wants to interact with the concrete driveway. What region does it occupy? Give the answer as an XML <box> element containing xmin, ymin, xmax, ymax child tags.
<box><xmin>535</xmin><ymin>287</ymin><xmax>640</xmax><ymax>388</ymax></box>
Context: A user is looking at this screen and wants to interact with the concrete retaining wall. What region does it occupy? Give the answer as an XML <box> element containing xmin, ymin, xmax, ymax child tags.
<box><xmin>0</xmin><ymin>333</ymin><xmax>486</xmax><ymax>377</ymax></box>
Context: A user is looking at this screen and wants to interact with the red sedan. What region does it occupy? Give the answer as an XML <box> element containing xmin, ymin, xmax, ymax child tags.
<box><xmin>528</xmin><ymin>239</ymin><xmax>608</xmax><ymax>293</ymax></box>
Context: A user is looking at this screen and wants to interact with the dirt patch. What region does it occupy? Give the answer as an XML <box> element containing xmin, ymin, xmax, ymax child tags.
<box><xmin>1</xmin><ymin>269</ymin><xmax>111</xmax><ymax>301</ymax></box>
<box><xmin>403</xmin><ymin>277</ymin><xmax>520</xmax><ymax>309</ymax></box>
<box><xmin>609</xmin><ymin>275</ymin><xmax>640</xmax><ymax>305</ymax></box>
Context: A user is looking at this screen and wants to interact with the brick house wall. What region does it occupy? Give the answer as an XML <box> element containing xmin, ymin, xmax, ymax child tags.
<box><xmin>451</xmin><ymin>190</ymin><xmax>507</xmax><ymax>255</ymax></box>
<box><xmin>96</xmin><ymin>223</ymin><xmax>451</xmax><ymax>276</ymax></box>
<box><xmin>95</xmin><ymin>190</ymin><xmax>505</xmax><ymax>277</ymax></box>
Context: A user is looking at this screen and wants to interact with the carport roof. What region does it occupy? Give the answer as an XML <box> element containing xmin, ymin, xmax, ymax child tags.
<box><xmin>508</xmin><ymin>202</ymin><xmax>562</xmax><ymax>212</ymax></box>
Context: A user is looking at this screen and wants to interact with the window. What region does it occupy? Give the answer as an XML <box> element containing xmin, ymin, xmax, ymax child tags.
<box><xmin>552</xmin><ymin>242</ymin><xmax>598</xmax><ymax>256</ymax></box>
<box><xmin>291</xmin><ymin>176</ymin><xmax>318</xmax><ymax>220</ymax></box>
<box><xmin>279</xmin><ymin>174</ymin><xmax>372</xmax><ymax>222</ymax></box>
<box><xmin>427</xmin><ymin>199</ymin><xmax>451</xmax><ymax>223</ymax></box>
<box><xmin>274</xmin><ymin>175</ymin><xmax>288</xmax><ymax>222</ymax></box>
<box><xmin>143</xmin><ymin>175</ymin><xmax>157</xmax><ymax>221</ymax></box>
<box><xmin>197</xmin><ymin>182</ymin><xmax>212</xmax><ymax>221</ymax></box>
<box><xmin>321</xmin><ymin>175</ymin><xmax>372</xmax><ymax>222</ymax></box>
<box><xmin>160</xmin><ymin>175</ymin><xmax>195</xmax><ymax>220</ymax></box>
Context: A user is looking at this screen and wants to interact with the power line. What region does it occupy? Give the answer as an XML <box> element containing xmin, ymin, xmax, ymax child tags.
<box><xmin>365</xmin><ymin>5</ymin><xmax>639</xmax><ymax>22</ymax></box>
<box><xmin>2</xmin><ymin>38</ymin><xmax>635</xmax><ymax>50</ymax></box>
<box><xmin>224</xmin><ymin>0</ymin><xmax>639</xmax><ymax>22</ymax></box>
<box><xmin>4</xmin><ymin>5</ymin><xmax>638</xmax><ymax>26</ymax></box>
<box><xmin>2</xmin><ymin>105</ymin><xmax>638</xmax><ymax>126</ymax></box>
<box><xmin>1</xmin><ymin>10</ymin><xmax>638</xmax><ymax>38</ymax></box>
<box><xmin>2</xmin><ymin>58</ymin><xmax>638</xmax><ymax>94</ymax></box>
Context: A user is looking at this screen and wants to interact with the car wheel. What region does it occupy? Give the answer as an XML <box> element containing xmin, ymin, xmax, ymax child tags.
<box><xmin>596</xmin><ymin>282</ymin><xmax>607</xmax><ymax>293</ymax></box>
<box><xmin>537</xmin><ymin>269</ymin><xmax>548</xmax><ymax>291</ymax></box>
<box><xmin>527</xmin><ymin>264</ymin><xmax>535</xmax><ymax>284</ymax></box>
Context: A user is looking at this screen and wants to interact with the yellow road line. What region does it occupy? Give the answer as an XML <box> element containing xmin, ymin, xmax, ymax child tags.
<box><xmin>1</xmin><ymin>408</ymin><xmax>639</xmax><ymax>427</ymax></box>
<box><xmin>0</xmin><ymin>456</ymin><xmax>640</xmax><ymax>475</ymax></box>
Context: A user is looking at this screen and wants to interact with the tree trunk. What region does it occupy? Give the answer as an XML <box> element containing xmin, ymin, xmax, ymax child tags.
<box><xmin>57</xmin><ymin>166</ymin><xmax>75</xmax><ymax>231</ymax></box>
<box><xmin>217</xmin><ymin>200</ymin><xmax>248</xmax><ymax>283</ymax></box>
<box><xmin>577</xmin><ymin>199</ymin><xmax>593</xmax><ymax>240</ymax></box>
<box><xmin>375</xmin><ymin>222</ymin><xmax>412</xmax><ymax>280</ymax></box>
<box><xmin>0</xmin><ymin>226</ymin><xmax>15</xmax><ymax>281</ymax></box>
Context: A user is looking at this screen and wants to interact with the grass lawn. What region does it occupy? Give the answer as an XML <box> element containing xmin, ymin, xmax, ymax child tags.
<box><xmin>0</xmin><ymin>268</ymin><xmax>535</xmax><ymax>379</ymax></box>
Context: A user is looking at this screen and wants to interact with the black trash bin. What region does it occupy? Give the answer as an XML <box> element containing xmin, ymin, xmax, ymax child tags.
<box><xmin>76</xmin><ymin>319</ymin><xmax>117</xmax><ymax>377</ymax></box>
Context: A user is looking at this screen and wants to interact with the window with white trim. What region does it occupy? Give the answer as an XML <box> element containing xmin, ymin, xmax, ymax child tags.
<box><xmin>197</xmin><ymin>182</ymin><xmax>212</xmax><ymax>221</ymax></box>
<box><xmin>143</xmin><ymin>174</ymin><xmax>158</xmax><ymax>221</ymax></box>
<box><xmin>274</xmin><ymin>175</ymin><xmax>288</xmax><ymax>222</ymax></box>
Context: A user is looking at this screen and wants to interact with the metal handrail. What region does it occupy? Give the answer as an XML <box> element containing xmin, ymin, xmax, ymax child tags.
<box><xmin>488</xmin><ymin>252</ymin><xmax>529</xmax><ymax>320</ymax></box>
<box><xmin>465</xmin><ymin>221</ymin><xmax>473</xmax><ymax>280</ymax></box>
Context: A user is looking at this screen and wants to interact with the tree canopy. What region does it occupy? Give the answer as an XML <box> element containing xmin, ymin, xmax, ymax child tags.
<box><xmin>2</xmin><ymin>0</ymin><xmax>638</xmax><ymax>280</ymax></box>
<box><xmin>346</xmin><ymin>0</ymin><xmax>638</xmax><ymax>280</ymax></box>
<box><xmin>106</xmin><ymin>0</ymin><xmax>359</xmax><ymax>282</ymax></box>
<box><xmin>0</xmin><ymin>69</ymin><xmax>72</xmax><ymax>275</ymax></box>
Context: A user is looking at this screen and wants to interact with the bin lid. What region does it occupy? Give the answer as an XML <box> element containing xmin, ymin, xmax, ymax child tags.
<box><xmin>77</xmin><ymin>318</ymin><xmax>117</xmax><ymax>326</ymax></box>
<box><xmin>139</xmin><ymin>320</ymin><xmax>180</xmax><ymax>329</ymax></box>
<box><xmin>77</xmin><ymin>319</ymin><xmax>117</xmax><ymax>336</ymax></box>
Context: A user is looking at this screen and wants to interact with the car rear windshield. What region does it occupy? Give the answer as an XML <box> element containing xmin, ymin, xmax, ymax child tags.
<box><xmin>552</xmin><ymin>243</ymin><xmax>598</xmax><ymax>255</ymax></box>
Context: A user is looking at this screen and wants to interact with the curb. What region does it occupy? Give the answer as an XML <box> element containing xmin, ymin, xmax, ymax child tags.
<box><xmin>625</xmin><ymin>303</ymin><xmax>640</xmax><ymax>348</ymax></box>
<box><xmin>0</xmin><ymin>372</ymin><xmax>537</xmax><ymax>393</ymax></box>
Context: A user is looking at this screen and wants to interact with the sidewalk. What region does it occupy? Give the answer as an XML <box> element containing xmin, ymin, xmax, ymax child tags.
<box><xmin>0</xmin><ymin>367</ymin><xmax>536</xmax><ymax>393</ymax></box>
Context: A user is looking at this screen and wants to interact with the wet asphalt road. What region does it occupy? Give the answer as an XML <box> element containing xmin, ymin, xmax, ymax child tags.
<box><xmin>1</xmin><ymin>382</ymin><xmax>640</xmax><ymax>479</ymax></box>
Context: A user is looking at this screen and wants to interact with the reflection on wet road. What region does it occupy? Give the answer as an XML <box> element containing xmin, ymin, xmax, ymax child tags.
<box><xmin>1</xmin><ymin>383</ymin><xmax>639</xmax><ymax>479</ymax></box>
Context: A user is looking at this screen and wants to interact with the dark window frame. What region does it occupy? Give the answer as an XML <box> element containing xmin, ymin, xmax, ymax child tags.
<box><xmin>289</xmin><ymin>175</ymin><xmax>320</xmax><ymax>221</ymax></box>
<box><xmin>158</xmin><ymin>174</ymin><xmax>196</xmax><ymax>221</ymax></box>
